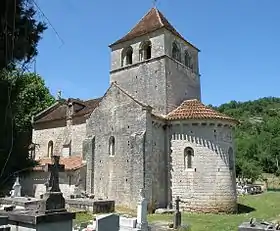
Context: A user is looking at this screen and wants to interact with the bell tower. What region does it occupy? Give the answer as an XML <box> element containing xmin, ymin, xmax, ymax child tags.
<box><xmin>109</xmin><ymin>8</ymin><xmax>201</xmax><ymax>114</ymax></box>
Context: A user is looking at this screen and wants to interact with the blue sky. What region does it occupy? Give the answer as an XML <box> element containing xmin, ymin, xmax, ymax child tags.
<box><xmin>35</xmin><ymin>0</ymin><xmax>280</xmax><ymax>106</ymax></box>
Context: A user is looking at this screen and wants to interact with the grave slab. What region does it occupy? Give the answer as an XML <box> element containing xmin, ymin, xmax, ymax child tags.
<box><xmin>0</xmin><ymin>155</ymin><xmax>76</xmax><ymax>231</ymax></box>
<box><xmin>65</xmin><ymin>199</ymin><xmax>115</xmax><ymax>213</ymax></box>
<box><xmin>238</xmin><ymin>221</ymin><xmax>279</xmax><ymax>231</ymax></box>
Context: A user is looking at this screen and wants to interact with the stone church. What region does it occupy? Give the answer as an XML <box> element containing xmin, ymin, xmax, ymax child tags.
<box><xmin>26</xmin><ymin>7</ymin><xmax>239</xmax><ymax>213</ymax></box>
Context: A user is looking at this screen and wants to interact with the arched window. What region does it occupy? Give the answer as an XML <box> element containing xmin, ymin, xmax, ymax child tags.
<box><xmin>122</xmin><ymin>46</ymin><xmax>133</xmax><ymax>66</ymax></box>
<box><xmin>109</xmin><ymin>136</ymin><xmax>115</xmax><ymax>156</ymax></box>
<box><xmin>47</xmin><ymin>141</ymin><xmax>53</xmax><ymax>158</ymax></box>
<box><xmin>228</xmin><ymin>147</ymin><xmax>234</xmax><ymax>170</ymax></box>
<box><xmin>172</xmin><ymin>42</ymin><xmax>181</xmax><ymax>62</ymax></box>
<box><xmin>139</xmin><ymin>41</ymin><xmax>152</xmax><ymax>61</ymax></box>
<box><xmin>184</xmin><ymin>51</ymin><xmax>191</xmax><ymax>68</ymax></box>
<box><xmin>184</xmin><ymin>147</ymin><xmax>194</xmax><ymax>169</ymax></box>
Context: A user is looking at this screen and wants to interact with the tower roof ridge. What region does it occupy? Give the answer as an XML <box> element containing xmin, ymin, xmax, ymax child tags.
<box><xmin>109</xmin><ymin>7</ymin><xmax>199</xmax><ymax>51</ymax></box>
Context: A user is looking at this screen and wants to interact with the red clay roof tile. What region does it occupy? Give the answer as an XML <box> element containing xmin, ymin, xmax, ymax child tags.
<box><xmin>33</xmin><ymin>156</ymin><xmax>85</xmax><ymax>171</ymax></box>
<box><xmin>166</xmin><ymin>99</ymin><xmax>239</xmax><ymax>124</ymax></box>
<box><xmin>110</xmin><ymin>8</ymin><xmax>199</xmax><ymax>51</ymax></box>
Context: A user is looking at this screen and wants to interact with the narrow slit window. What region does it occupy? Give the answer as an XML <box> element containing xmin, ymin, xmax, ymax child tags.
<box><xmin>109</xmin><ymin>136</ymin><xmax>115</xmax><ymax>156</ymax></box>
<box><xmin>184</xmin><ymin>147</ymin><xmax>194</xmax><ymax>169</ymax></box>
<box><xmin>228</xmin><ymin>147</ymin><xmax>234</xmax><ymax>170</ymax></box>
<box><xmin>47</xmin><ymin>141</ymin><xmax>53</xmax><ymax>157</ymax></box>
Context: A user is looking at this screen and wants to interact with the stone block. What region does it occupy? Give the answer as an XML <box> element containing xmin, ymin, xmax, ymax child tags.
<box><xmin>119</xmin><ymin>216</ymin><xmax>137</xmax><ymax>229</ymax></box>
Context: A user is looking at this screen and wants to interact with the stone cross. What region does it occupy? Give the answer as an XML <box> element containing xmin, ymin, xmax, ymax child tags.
<box><xmin>11</xmin><ymin>177</ymin><xmax>21</xmax><ymax>198</ymax></box>
<box><xmin>174</xmin><ymin>196</ymin><xmax>181</xmax><ymax>229</ymax></box>
<box><xmin>152</xmin><ymin>0</ymin><xmax>157</xmax><ymax>7</ymax></box>
<box><xmin>45</xmin><ymin>155</ymin><xmax>65</xmax><ymax>192</ymax></box>
<box><xmin>42</xmin><ymin>155</ymin><xmax>67</xmax><ymax>214</ymax></box>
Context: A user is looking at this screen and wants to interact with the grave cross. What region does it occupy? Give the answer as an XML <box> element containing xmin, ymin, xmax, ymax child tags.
<box><xmin>175</xmin><ymin>196</ymin><xmax>180</xmax><ymax>212</ymax></box>
<box><xmin>174</xmin><ymin>196</ymin><xmax>181</xmax><ymax>229</ymax></box>
<box><xmin>45</xmin><ymin>155</ymin><xmax>65</xmax><ymax>192</ymax></box>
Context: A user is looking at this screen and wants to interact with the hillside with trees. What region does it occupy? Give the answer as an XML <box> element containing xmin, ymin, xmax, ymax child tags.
<box><xmin>213</xmin><ymin>97</ymin><xmax>280</xmax><ymax>181</ymax></box>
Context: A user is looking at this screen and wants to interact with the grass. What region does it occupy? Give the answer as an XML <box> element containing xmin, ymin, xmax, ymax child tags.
<box><xmin>149</xmin><ymin>192</ymin><xmax>280</xmax><ymax>231</ymax></box>
<box><xmin>75</xmin><ymin>192</ymin><xmax>280</xmax><ymax>231</ymax></box>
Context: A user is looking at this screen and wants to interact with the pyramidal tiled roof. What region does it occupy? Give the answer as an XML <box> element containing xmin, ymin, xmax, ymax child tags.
<box><xmin>110</xmin><ymin>7</ymin><xmax>199</xmax><ymax>50</ymax></box>
<box><xmin>166</xmin><ymin>99</ymin><xmax>239</xmax><ymax>124</ymax></box>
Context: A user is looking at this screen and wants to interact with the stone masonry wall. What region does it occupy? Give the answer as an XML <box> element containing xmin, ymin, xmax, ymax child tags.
<box><xmin>165</xmin><ymin>58</ymin><xmax>201</xmax><ymax>113</ymax></box>
<box><xmin>32</xmin><ymin>122</ymin><xmax>86</xmax><ymax>158</ymax></box>
<box><xmin>110</xmin><ymin>30</ymin><xmax>167</xmax><ymax>115</ymax></box>
<box><xmin>21</xmin><ymin>166</ymin><xmax>86</xmax><ymax>199</ymax></box>
<box><xmin>148</xmin><ymin>118</ymin><xmax>168</xmax><ymax>208</ymax></box>
<box><xmin>164</xmin><ymin>31</ymin><xmax>201</xmax><ymax>113</ymax></box>
<box><xmin>110</xmin><ymin>29</ymin><xmax>201</xmax><ymax>116</ymax></box>
<box><xmin>85</xmin><ymin>84</ymin><xmax>147</xmax><ymax>208</ymax></box>
<box><xmin>170</xmin><ymin>120</ymin><xmax>237</xmax><ymax>213</ymax></box>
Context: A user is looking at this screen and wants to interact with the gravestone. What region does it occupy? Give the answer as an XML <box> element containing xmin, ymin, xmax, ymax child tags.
<box><xmin>96</xmin><ymin>213</ymin><xmax>119</xmax><ymax>231</ymax></box>
<box><xmin>0</xmin><ymin>216</ymin><xmax>10</xmax><ymax>231</ymax></box>
<box><xmin>119</xmin><ymin>216</ymin><xmax>137</xmax><ymax>231</ymax></box>
<box><xmin>0</xmin><ymin>155</ymin><xmax>76</xmax><ymax>231</ymax></box>
<box><xmin>41</xmin><ymin>155</ymin><xmax>67</xmax><ymax>213</ymax></box>
<box><xmin>10</xmin><ymin>177</ymin><xmax>21</xmax><ymax>198</ymax></box>
<box><xmin>238</xmin><ymin>218</ymin><xmax>280</xmax><ymax>231</ymax></box>
<box><xmin>72</xmin><ymin>172</ymin><xmax>82</xmax><ymax>198</ymax></box>
<box><xmin>173</xmin><ymin>196</ymin><xmax>181</xmax><ymax>229</ymax></box>
<box><xmin>136</xmin><ymin>189</ymin><xmax>148</xmax><ymax>230</ymax></box>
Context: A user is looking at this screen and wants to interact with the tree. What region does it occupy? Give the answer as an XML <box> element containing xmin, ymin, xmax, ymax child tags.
<box><xmin>0</xmin><ymin>70</ymin><xmax>54</xmax><ymax>192</ymax></box>
<box><xmin>0</xmin><ymin>0</ymin><xmax>47</xmax><ymax>70</ymax></box>
<box><xmin>214</xmin><ymin>97</ymin><xmax>280</xmax><ymax>181</ymax></box>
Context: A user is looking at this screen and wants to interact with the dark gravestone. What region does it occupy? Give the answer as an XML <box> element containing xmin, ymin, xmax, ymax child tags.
<box><xmin>0</xmin><ymin>216</ymin><xmax>10</xmax><ymax>231</ymax></box>
<box><xmin>173</xmin><ymin>196</ymin><xmax>181</xmax><ymax>229</ymax></box>
<box><xmin>42</xmin><ymin>155</ymin><xmax>67</xmax><ymax>214</ymax></box>
<box><xmin>96</xmin><ymin>214</ymin><xmax>119</xmax><ymax>231</ymax></box>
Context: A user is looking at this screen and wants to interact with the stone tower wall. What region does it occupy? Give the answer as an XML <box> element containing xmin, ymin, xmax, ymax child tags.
<box><xmin>170</xmin><ymin>120</ymin><xmax>237</xmax><ymax>213</ymax></box>
<box><xmin>110</xmin><ymin>31</ymin><xmax>167</xmax><ymax>115</ymax></box>
<box><xmin>164</xmin><ymin>31</ymin><xmax>201</xmax><ymax>113</ymax></box>
<box><xmin>110</xmin><ymin>29</ymin><xmax>201</xmax><ymax>115</ymax></box>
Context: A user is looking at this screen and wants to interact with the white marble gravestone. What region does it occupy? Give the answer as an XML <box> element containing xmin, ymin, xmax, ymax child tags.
<box><xmin>136</xmin><ymin>189</ymin><xmax>149</xmax><ymax>231</ymax></box>
<box><xmin>119</xmin><ymin>189</ymin><xmax>150</xmax><ymax>231</ymax></box>
<box><xmin>119</xmin><ymin>216</ymin><xmax>137</xmax><ymax>231</ymax></box>
<box><xmin>10</xmin><ymin>177</ymin><xmax>21</xmax><ymax>198</ymax></box>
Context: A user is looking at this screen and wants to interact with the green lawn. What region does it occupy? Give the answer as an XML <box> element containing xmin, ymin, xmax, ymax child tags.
<box><xmin>75</xmin><ymin>192</ymin><xmax>280</xmax><ymax>231</ymax></box>
<box><xmin>149</xmin><ymin>192</ymin><xmax>280</xmax><ymax>231</ymax></box>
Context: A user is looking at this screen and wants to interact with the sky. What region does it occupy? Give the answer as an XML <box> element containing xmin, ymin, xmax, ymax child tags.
<box><xmin>35</xmin><ymin>0</ymin><xmax>280</xmax><ymax>106</ymax></box>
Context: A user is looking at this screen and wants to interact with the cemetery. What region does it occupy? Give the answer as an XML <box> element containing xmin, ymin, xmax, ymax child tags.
<box><xmin>2</xmin><ymin>2</ymin><xmax>280</xmax><ymax>231</ymax></box>
<box><xmin>0</xmin><ymin>155</ymin><xmax>279</xmax><ymax>231</ymax></box>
